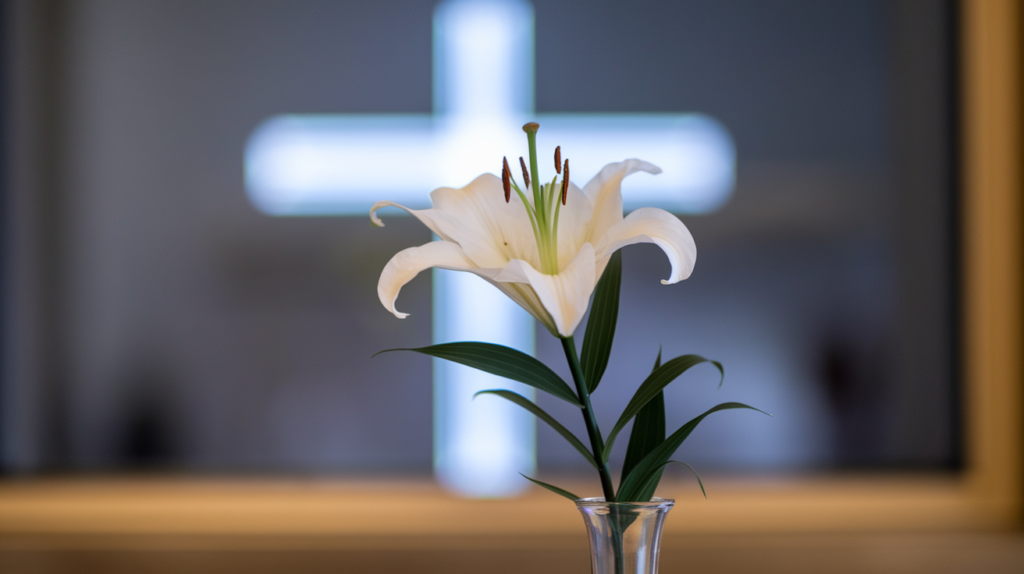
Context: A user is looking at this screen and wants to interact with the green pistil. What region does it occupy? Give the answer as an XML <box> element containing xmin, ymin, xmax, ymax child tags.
<box><xmin>524</xmin><ymin>125</ymin><xmax>542</xmax><ymax>215</ymax></box>
<box><xmin>550</xmin><ymin>179</ymin><xmax>562</xmax><ymax>263</ymax></box>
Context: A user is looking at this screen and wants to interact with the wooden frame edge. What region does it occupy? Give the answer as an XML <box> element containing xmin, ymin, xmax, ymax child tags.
<box><xmin>961</xmin><ymin>0</ymin><xmax>1023</xmax><ymax>518</ymax></box>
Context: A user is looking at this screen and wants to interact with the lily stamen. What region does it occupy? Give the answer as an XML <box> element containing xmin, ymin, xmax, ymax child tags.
<box><xmin>562</xmin><ymin>159</ymin><xmax>569</xmax><ymax>205</ymax></box>
<box><xmin>502</xmin><ymin>157</ymin><xmax>511</xmax><ymax>202</ymax></box>
<box><xmin>555</xmin><ymin>146</ymin><xmax>562</xmax><ymax>174</ymax></box>
<box><xmin>519</xmin><ymin>157</ymin><xmax>531</xmax><ymax>190</ymax></box>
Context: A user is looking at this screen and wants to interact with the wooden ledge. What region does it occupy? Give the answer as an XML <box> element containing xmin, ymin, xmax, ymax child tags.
<box><xmin>0</xmin><ymin>474</ymin><xmax>1013</xmax><ymax>548</ymax></box>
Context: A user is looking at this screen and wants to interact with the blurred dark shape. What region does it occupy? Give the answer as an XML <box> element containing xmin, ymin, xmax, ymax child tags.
<box><xmin>114</xmin><ymin>358</ymin><xmax>182</xmax><ymax>467</ymax></box>
<box><xmin>120</xmin><ymin>393</ymin><xmax>178</xmax><ymax>466</ymax></box>
<box><xmin>817</xmin><ymin>333</ymin><xmax>887</xmax><ymax>466</ymax></box>
<box><xmin>820</xmin><ymin>339</ymin><xmax>852</xmax><ymax>407</ymax></box>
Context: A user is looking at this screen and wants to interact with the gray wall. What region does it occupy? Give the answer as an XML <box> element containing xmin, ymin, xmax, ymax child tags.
<box><xmin>3</xmin><ymin>0</ymin><xmax>957</xmax><ymax>474</ymax></box>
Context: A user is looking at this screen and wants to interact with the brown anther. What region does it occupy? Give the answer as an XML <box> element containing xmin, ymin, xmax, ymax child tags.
<box><xmin>502</xmin><ymin>157</ymin><xmax>511</xmax><ymax>202</ymax></box>
<box><xmin>522</xmin><ymin>122</ymin><xmax>539</xmax><ymax>133</ymax></box>
<box><xmin>519</xmin><ymin>157</ymin><xmax>531</xmax><ymax>189</ymax></box>
<box><xmin>554</xmin><ymin>146</ymin><xmax>562</xmax><ymax>174</ymax></box>
<box><xmin>561</xmin><ymin>159</ymin><xmax>569</xmax><ymax>205</ymax></box>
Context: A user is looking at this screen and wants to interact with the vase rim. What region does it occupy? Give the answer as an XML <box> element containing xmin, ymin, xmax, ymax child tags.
<box><xmin>574</xmin><ymin>497</ymin><xmax>675</xmax><ymax>509</ymax></box>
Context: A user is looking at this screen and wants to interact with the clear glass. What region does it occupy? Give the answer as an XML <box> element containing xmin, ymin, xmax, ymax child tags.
<box><xmin>575</xmin><ymin>497</ymin><xmax>675</xmax><ymax>574</ymax></box>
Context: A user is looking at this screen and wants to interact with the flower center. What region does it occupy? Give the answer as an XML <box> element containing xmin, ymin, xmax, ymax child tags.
<box><xmin>501</xmin><ymin>122</ymin><xmax>570</xmax><ymax>275</ymax></box>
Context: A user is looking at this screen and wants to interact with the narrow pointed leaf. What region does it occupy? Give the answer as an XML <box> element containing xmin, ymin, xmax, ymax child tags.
<box><xmin>378</xmin><ymin>342</ymin><xmax>581</xmax><ymax>406</ymax></box>
<box><xmin>521</xmin><ymin>474</ymin><xmax>580</xmax><ymax>501</ymax></box>
<box><xmin>581</xmin><ymin>250</ymin><xmax>622</xmax><ymax>393</ymax></box>
<box><xmin>618</xmin><ymin>402</ymin><xmax>769</xmax><ymax>501</ymax></box>
<box><xmin>633</xmin><ymin>460</ymin><xmax>706</xmax><ymax>502</ymax></box>
<box><xmin>603</xmin><ymin>355</ymin><xmax>724</xmax><ymax>462</ymax></box>
<box><xmin>476</xmin><ymin>390</ymin><xmax>598</xmax><ymax>469</ymax></box>
<box><xmin>621</xmin><ymin>391</ymin><xmax>665</xmax><ymax>482</ymax></box>
<box><xmin>620</xmin><ymin>350</ymin><xmax>666</xmax><ymax>486</ymax></box>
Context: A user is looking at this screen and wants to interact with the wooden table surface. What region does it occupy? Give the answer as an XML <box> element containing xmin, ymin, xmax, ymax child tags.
<box><xmin>0</xmin><ymin>476</ymin><xmax>1020</xmax><ymax>573</ymax></box>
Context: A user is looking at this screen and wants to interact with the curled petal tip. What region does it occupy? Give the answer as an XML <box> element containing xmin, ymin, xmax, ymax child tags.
<box><xmin>379</xmin><ymin>241</ymin><xmax>479</xmax><ymax>324</ymax></box>
<box><xmin>635</xmin><ymin>160</ymin><xmax>663</xmax><ymax>175</ymax></box>
<box><xmin>369</xmin><ymin>201</ymin><xmax>389</xmax><ymax>227</ymax></box>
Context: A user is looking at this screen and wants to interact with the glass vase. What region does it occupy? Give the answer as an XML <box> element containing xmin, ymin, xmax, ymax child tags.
<box><xmin>575</xmin><ymin>497</ymin><xmax>675</xmax><ymax>574</ymax></box>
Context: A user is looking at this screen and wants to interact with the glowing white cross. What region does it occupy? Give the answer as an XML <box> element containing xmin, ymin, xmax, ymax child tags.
<box><xmin>244</xmin><ymin>0</ymin><xmax>735</xmax><ymax>497</ymax></box>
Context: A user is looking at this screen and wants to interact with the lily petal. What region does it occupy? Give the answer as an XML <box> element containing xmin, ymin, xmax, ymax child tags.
<box><xmin>582</xmin><ymin>159</ymin><xmax>662</xmax><ymax>245</ymax></box>
<box><xmin>378</xmin><ymin>240</ymin><xmax>478</xmax><ymax>318</ymax></box>
<box><xmin>370</xmin><ymin>201</ymin><xmax>455</xmax><ymax>243</ymax></box>
<box><xmin>595</xmin><ymin>208</ymin><xmax>696</xmax><ymax>284</ymax></box>
<box><xmin>428</xmin><ymin>174</ymin><xmax>540</xmax><ymax>270</ymax></box>
<box><xmin>555</xmin><ymin>181</ymin><xmax>594</xmax><ymax>272</ymax></box>
<box><xmin>488</xmin><ymin>281</ymin><xmax>559</xmax><ymax>335</ymax></box>
<box><xmin>497</xmin><ymin>243</ymin><xmax>597</xmax><ymax>337</ymax></box>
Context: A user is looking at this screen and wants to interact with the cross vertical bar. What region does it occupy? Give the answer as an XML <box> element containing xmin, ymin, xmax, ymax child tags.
<box><xmin>431</xmin><ymin>0</ymin><xmax>537</xmax><ymax>497</ymax></box>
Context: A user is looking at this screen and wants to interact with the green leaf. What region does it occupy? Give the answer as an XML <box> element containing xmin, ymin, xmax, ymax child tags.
<box><xmin>617</xmin><ymin>402</ymin><xmax>769</xmax><ymax>501</ymax></box>
<box><xmin>580</xmin><ymin>250</ymin><xmax>622</xmax><ymax>393</ymax></box>
<box><xmin>521</xmin><ymin>474</ymin><xmax>580</xmax><ymax>501</ymax></box>
<box><xmin>602</xmin><ymin>354</ymin><xmax>724</xmax><ymax>462</ymax></box>
<box><xmin>475</xmin><ymin>390</ymin><xmax>598</xmax><ymax>470</ymax></box>
<box><xmin>377</xmin><ymin>342</ymin><xmax>581</xmax><ymax>406</ymax></box>
<box><xmin>620</xmin><ymin>349</ymin><xmax>666</xmax><ymax>489</ymax></box>
<box><xmin>633</xmin><ymin>460</ymin><xmax>706</xmax><ymax>501</ymax></box>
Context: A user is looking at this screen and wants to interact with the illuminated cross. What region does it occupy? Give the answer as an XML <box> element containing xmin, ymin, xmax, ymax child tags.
<box><xmin>244</xmin><ymin>0</ymin><xmax>734</xmax><ymax>497</ymax></box>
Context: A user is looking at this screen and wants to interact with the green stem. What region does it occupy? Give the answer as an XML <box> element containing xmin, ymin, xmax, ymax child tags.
<box><xmin>612</xmin><ymin>527</ymin><xmax>625</xmax><ymax>574</ymax></box>
<box><xmin>561</xmin><ymin>336</ymin><xmax>616</xmax><ymax>501</ymax></box>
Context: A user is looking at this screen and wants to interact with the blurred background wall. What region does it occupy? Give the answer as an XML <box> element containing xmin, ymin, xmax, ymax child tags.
<box><xmin>1</xmin><ymin>0</ymin><xmax>959</xmax><ymax>476</ymax></box>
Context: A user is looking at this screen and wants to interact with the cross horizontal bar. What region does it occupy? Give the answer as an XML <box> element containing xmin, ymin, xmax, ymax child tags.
<box><xmin>245</xmin><ymin>113</ymin><xmax>734</xmax><ymax>216</ymax></box>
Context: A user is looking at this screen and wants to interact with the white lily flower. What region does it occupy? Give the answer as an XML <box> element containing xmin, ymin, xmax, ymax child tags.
<box><xmin>371</xmin><ymin>125</ymin><xmax>697</xmax><ymax>338</ymax></box>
